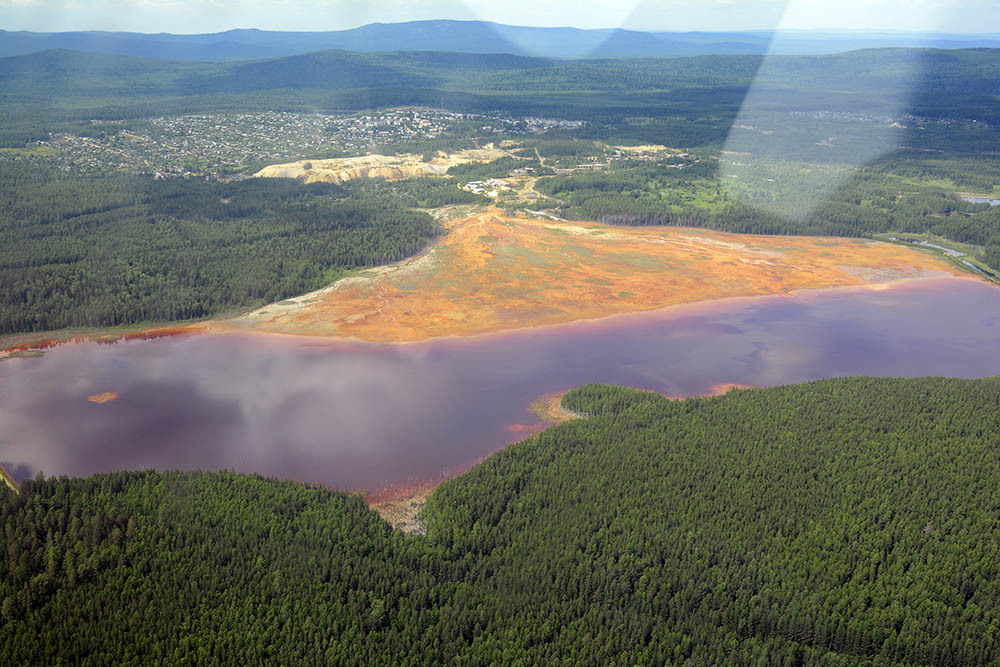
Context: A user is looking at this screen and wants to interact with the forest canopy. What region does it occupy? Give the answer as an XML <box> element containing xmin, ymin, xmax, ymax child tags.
<box><xmin>3</xmin><ymin>376</ymin><xmax>1000</xmax><ymax>664</ymax></box>
<box><xmin>0</xmin><ymin>165</ymin><xmax>473</xmax><ymax>334</ymax></box>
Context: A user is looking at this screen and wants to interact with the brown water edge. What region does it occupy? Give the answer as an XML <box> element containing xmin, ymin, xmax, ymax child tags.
<box><xmin>367</xmin><ymin>394</ymin><xmax>574</xmax><ymax>533</ymax></box>
<box><xmin>367</xmin><ymin>465</ymin><xmax>474</xmax><ymax>534</ymax></box>
<box><xmin>1</xmin><ymin>274</ymin><xmax>979</xmax><ymax>443</ymax></box>
<box><xmin>0</xmin><ymin>256</ymin><xmax>985</xmax><ymax>358</ymax></box>
<box><xmin>3</xmin><ymin>272</ymin><xmax>970</xmax><ymax>360</ymax></box>
<box><xmin>367</xmin><ymin>390</ymin><xmax>582</xmax><ymax>532</ymax></box>
<box><xmin>364</xmin><ymin>259</ymin><xmax>987</xmax><ymax>528</ymax></box>
<box><xmin>203</xmin><ymin>272</ymin><xmax>989</xmax><ymax>354</ymax></box>
<box><xmin>0</xmin><ymin>200</ymin><xmax>985</xmax><ymax>355</ymax></box>
<box><xmin>366</xmin><ymin>435</ymin><xmax>525</xmax><ymax>534</ymax></box>
<box><xmin>0</xmin><ymin>325</ymin><xmax>205</xmax><ymax>357</ymax></box>
<box><xmin>228</xmin><ymin>208</ymin><xmax>975</xmax><ymax>343</ymax></box>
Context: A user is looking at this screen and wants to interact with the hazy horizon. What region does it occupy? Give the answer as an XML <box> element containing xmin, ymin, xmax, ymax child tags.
<box><xmin>3</xmin><ymin>20</ymin><xmax>1000</xmax><ymax>37</ymax></box>
<box><xmin>2</xmin><ymin>1</ymin><xmax>998</xmax><ymax>36</ymax></box>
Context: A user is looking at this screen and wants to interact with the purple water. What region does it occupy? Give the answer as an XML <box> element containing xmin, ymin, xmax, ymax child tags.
<box><xmin>2</xmin><ymin>276</ymin><xmax>999</xmax><ymax>492</ymax></box>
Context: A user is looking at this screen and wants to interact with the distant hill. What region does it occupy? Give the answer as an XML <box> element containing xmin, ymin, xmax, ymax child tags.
<box><xmin>4</xmin><ymin>46</ymin><xmax>998</xmax><ymax>104</ymax></box>
<box><xmin>3</xmin><ymin>20</ymin><xmax>1000</xmax><ymax>61</ymax></box>
<box><xmin>0</xmin><ymin>48</ymin><xmax>554</xmax><ymax>101</ymax></box>
<box><xmin>1</xmin><ymin>46</ymin><xmax>998</xmax><ymax>152</ymax></box>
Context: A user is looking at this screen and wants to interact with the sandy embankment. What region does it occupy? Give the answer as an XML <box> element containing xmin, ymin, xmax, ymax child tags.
<box><xmin>253</xmin><ymin>147</ymin><xmax>508</xmax><ymax>185</ymax></box>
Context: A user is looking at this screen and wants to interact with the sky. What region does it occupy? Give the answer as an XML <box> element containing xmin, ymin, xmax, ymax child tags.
<box><xmin>1</xmin><ymin>0</ymin><xmax>998</xmax><ymax>34</ymax></box>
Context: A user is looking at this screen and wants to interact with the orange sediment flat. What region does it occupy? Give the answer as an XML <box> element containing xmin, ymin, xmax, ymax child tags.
<box><xmin>228</xmin><ymin>207</ymin><xmax>966</xmax><ymax>343</ymax></box>
<box><xmin>87</xmin><ymin>392</ymin><xmax>119</xmax><ymax>404</ymax></box>
<box><xmin>0</xmin><ymin>209</ymin><xmax>977</xmax><ymax>354</ymax></box>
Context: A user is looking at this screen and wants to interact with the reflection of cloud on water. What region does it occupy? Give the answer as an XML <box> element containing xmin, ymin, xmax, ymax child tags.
<box><xmin>741</xmin><ymin>340</ymin><xmax>820</xmax><ymax>386</ymax></box>
<box><xmin>737</xmin><ymin>341</ymin><xmax>769</xmax><ymax>379</ymax></box>
<box><xmin>0</xmin><ymin>360</ymin><xmax>244</xmax><ymax>482</ymax></box>
<box><xmin>739</xmin><ymin>299</ymin><xmax>812</xmax><ymax>326</ymax></box>
<box><xmin>136</xmin><ymin>336</ymin><xmax>462</xmax><ymax>471</ymax></box>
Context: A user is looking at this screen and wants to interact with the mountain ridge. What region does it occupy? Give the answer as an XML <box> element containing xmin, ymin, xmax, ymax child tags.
<box><xmin>4</xmin><ymin>19</ymin><xmax>1000</xmax><ymax>61</ymax></box>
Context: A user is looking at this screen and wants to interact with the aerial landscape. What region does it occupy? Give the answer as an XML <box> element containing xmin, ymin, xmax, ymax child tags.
<box><xmin>2</xmin><ymin>0</ymin><xmax>1000</xmax><ymax>663</ymax></box>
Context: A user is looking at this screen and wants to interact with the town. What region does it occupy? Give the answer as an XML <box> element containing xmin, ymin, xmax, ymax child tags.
<box><xmin>2</xmin><ymin>108</ymin><xmax>585</xmax><ymax>179</ymax></box>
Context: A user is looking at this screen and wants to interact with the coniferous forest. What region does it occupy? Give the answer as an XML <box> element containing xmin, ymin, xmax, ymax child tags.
<box><xmin>3</xmin><ymin>376</ymin><xmax>999</xmax><ymax>665</ymax></box>
<box><xmin>0</xmin><ymin>166</ymin><xmax>479</xmax><ymax>334</ymax></box>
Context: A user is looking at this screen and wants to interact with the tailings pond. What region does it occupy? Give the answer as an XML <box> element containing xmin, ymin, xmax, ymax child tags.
<box><xmin>3</xmin><ymin>276</ymin><xmax>1000</xmax><ymax>493</ymax></box>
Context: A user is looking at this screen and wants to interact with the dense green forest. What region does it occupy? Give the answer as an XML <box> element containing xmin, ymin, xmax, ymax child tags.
<box><xmin>446</xmin><ymin>156</ymin><xmax>547</xmax><ymax>181</ymax></box>
<box><xmin>3</xmin><ymin>376</ymin><xmax>1000</xmax><ymax>664</ymax></box>
<box><xmin>534</xmin><ymin>152</ymin><xmax>1000</xmax><ymax>251</ymax></box>
<box><xmin>0</xmin><ymin>165</ymin><xmax>486</xmax><ymax>334</ymax></box>
<box><xmin>987</xmin><ymin>244</ymin><xmax>1000</xmax><ymax>272</ymax></box>
<box><xmin>343</xmin><ymin>175</ymin><xmax>488</xmax><ymax>209</ymax></box>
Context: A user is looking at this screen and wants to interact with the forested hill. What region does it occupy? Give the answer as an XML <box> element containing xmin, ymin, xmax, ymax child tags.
<box><xmin>4</xmin><ymin>22</ymin><xmax>1000</xmax><ymax>61</ymax></box>
<box><xmin>3</xmin><ymin>47</ymin><xmax>999</xmax><ymax>148</ymax></box>
<box><xmin>3</xmin><ymin>376</ymin><xmax>1000</xmax><ymax>664</ymax></box>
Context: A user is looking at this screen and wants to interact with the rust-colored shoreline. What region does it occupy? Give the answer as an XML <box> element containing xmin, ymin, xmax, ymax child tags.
<box><xmin>227</xmin><ymin>209</ymin><xmax>976</xmax><ymax>343</ymax></box>
<box><xmin>1</xmin><ymin>325</ymin><xmax>205</xmax><ymax>357</ymax></box>
<box><xmin>366</xmin><ymin>445</ymin><xmax>512</xmax><ymax>533</ymax></box>
<box><xmin>367</xmin><ymin>389</ymin><xmax>586</xmax><ymax>528</ymax></box>
<box><xmin>2</xmin><ymin>207</ymin><xmax>989</xmax><ymax>355</ymax></box>
<box><xmin>187</xmin><ymin>273</ymin><xmax>995</xmax><ymax>350</ymax></box>
<box><xmin>2</xmin><ymin>273</ymin><xmax>988</xmax><ymax>358</ymax></box>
